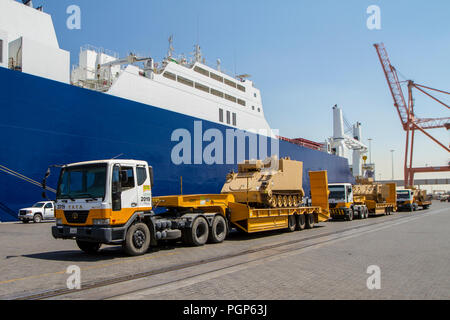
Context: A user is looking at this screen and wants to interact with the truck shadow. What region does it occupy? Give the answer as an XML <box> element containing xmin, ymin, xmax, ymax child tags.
<box><xmin>225</xmin><ymin>226</ymin><xmax>325</xmax><ymax>241</ymax></box>
<box><xmin>20</xmin><ymin>244</ymin><xmax>180</xmax><ymax>262</ymax></box>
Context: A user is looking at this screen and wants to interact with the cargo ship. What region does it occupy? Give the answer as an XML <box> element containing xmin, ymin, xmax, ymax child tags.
<box><xmin>0</xmin><ymin>0</ymin><xmax>354</xmax><ymax>222</ymax></box>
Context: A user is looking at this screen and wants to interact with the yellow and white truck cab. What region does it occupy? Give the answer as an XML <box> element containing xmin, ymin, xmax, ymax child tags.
<box><xmin>328</xmin><ymin>183</ymin><xmax>369</xmax><ymax>221</ymax></box>
<box><xmin>396</xmin><ymin>189</ymin><xmax>418</xmax><ymax>212</ymax></box>
<box><xmin>50</xmin><ymin>159</ymin><xmax>162</xmax><ymax>255</ymax></box>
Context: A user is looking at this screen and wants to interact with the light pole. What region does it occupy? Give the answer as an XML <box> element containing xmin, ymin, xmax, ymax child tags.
<box><xmin>390</xmin><ymin>150</ymin><xmax>395</xmax><ymax>180</ymax></box>
<box><xmin>368</xmin><ymin>138</ymin><xmax>373</xmax><ymax>164</ymax></box>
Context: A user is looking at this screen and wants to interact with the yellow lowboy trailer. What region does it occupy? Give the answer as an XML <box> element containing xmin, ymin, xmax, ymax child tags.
<box><xmin>155</xmin><ymin>171</ymin><xmax>330</xmax><ymax>236</ymax></box>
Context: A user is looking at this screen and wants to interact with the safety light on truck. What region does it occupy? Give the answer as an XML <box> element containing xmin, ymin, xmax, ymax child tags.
<box><xmin>93</xmin><ymin>219</ymin><xmax>110</xmax><ymax>226</ymax></box>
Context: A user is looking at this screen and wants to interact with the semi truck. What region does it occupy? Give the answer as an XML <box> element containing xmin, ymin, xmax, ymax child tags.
<box><xmin>49</xmin><ymin>158</ymin><xmax>330</xmax><ymax>256</ymax></box>
<box><xmin>328</xmin><ymin>181</ymin><xmax>397</xmax><ymax>221</ymax></box>
<box><xmin>410</xmin><ymin>188</ymin><xmax>432</xmax><ymax>210</ymax></box>
<box><xmin>396</xmin><ymin>189</ymin><xmax>418</xmax><ymax>212</ymax></box>
<box><xmin>397</xmin><ymin>188</ymin><xmax>431</xmax><ymax>211</ymax></box>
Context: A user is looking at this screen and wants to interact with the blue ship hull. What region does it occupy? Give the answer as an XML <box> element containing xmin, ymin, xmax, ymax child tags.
<box><xmin>0</xmin><ymin>68</ymin><xmax>354</xmax><ymax>222</ymax></box>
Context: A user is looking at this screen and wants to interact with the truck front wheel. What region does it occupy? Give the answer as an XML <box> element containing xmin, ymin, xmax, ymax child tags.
<box><xmin>123</xmin><ymin>222</ymin><xmax>151</xmax><ymax>256</ymax></box>
<box><xmin>76</xmin><ymin>240</ymin><xmax>101</xmax><ymax>254</ymax></box>
<box><xmin>346</xmin><ymin>210</ymin><xmax>354</xmax><ymax>221</ymax></box>
<box><xmin>33</xmin><ymin>214</ymin><xmax>43</xmax><ymax>223</ymax></box>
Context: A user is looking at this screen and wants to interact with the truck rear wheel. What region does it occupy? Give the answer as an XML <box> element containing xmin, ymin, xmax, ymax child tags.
<box><xmin>76</xmin><ymin>240</ymin><xmax>101</xmax><ymax>254</ymax></box>
<box><xmin>287</xmin><ymin>215</ymin><xmax>296</xmax><ymax>232</ymax></box>
<box><xmin>186</xmin><ymin>217</ymin><xmax>209</xmax><ymax>246</ymax></box>
<box><xmin>123</xmin><ymin>222</ymin><xmax>151</xmax><ymax>256</ymax></box>
<box><xmin>305</xmin><ymin>213</ymin><xmax>315</xmax><ymax>229</ymax></box>
<box><xmin>208</xmin><ymin>215</ymin><xmax>227</xmax><ymax>243</ymax></box>
<box><xmin>296</xmin><ymin>214</ymin><xmax>306</xmax><ymax>230</ymax></box>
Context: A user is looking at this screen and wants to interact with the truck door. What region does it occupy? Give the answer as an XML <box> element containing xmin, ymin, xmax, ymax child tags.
<box><xmin>136</xmin><ymin>165</ymin><xmax>152</xmax><ymax>210</ymax></box>
<box><xmin>119</xmin><ymin>166</ymin><xmax>138</xmax><ymax>210</ymax></box>
<box><xmin>44</xmin><ymin>202</ymin><xmax>54</xmax><ymax>219</ymax></box>
<box><xmin>347</xmin><ymin>185</ymin><xmax>353</xmax><ymax>204</ymax></box>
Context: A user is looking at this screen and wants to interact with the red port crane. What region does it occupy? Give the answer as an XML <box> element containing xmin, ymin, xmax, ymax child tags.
<box><xmin>374</xmin><ymin>43</ymin><xmax>450</xmax><ymax>187</ymax></box>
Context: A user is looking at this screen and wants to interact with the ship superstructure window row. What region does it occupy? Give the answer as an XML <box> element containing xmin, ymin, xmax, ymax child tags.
<box><xmin>163</xmin><ymin>71</ymin><xmax>253</xmax><ymax>109</ymax></box>
<box><xmin>194</xmin><ymin>66</ymin><xmax>246</xmax><ymax>93</ymax></box>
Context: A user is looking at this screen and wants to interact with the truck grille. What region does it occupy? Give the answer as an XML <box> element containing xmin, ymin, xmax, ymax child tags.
<box><xmin>19</xmin><ymin>210</ymin><xmax>28</xmax><ymax>216</ymax></box>
<box><xmin>64</xmin><ymin>211</ymin><xmax>89</xmax><ymax>224</ymax></box>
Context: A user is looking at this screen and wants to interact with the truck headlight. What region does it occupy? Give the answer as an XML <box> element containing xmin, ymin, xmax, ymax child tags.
<box><xmin>93</xmin><ymin>219</ymin><xmax>110</xmax><ymax>226</ymax></box>
<box><xmin>56</xmin><ymin>219</ymin><xmax>63</xmax><ymax>226</ymax></box>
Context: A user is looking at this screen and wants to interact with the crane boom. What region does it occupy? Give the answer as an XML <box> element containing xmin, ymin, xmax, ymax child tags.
<box><xmin>374</xmin><ymin>43</ymin><xmax>410</xmax><ymax>130</ymax></box>
<box><xmin>374</xmin><ymin>43</ymin><xmax>450</xmax><ymax>187</ymax></box>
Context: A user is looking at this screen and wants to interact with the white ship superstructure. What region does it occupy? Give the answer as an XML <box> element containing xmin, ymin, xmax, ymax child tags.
<box><xmin>71</xmin><ymin>43</ymin><xmax>274</xmax><ymax>135</ymax></box>
<box><xmin>0</xmin><ymin>0</ymin><xmax>70</xmax><ymax>83</ymax></box>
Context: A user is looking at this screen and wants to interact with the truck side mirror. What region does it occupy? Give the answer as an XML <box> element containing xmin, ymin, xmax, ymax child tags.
<box><xmin>149</xmin><ymin>166</ymin><xmax>154</xmax><ymax>188</ymax></box>
<box><xmin>112</xmin><ymin>165</ymin><xmax>123</xmax><ymax>211</ymax></box>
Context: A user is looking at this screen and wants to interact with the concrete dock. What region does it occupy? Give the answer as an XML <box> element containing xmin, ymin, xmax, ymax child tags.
<box><xmin>0</xmin><ymin>201</ymin><xmax>449</xmax><ymax>300</ymax></box>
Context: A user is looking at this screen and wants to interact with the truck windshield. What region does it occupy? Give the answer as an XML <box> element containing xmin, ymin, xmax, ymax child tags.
<box><xmin>57</xmin><ymin>164</ymin><xmax>107</xmax><ymax>200</ymax></box>
<box><xmin>397</xmin><ymin>191</ymin><xmax>411</xmax><ymax>200</ymax></box>
<box><xmin>329</xmin><ymin>186</ymin><xmax>346</xmax><ymax>200</ymax></box>
<box><xmin>32</xmin><ymin>202</ymin><xmax>45</xmax><ymax>208</ymax></box>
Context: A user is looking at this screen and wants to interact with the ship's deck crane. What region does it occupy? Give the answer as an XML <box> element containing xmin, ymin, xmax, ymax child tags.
<box><xmin>374</xmin><ymin>43</ymin><xmax>450</xmax><ymax>187</ymax></box>
<box><xmin>329</xmin><ymin>105</ymin><xmax>368</xmax><ymax>178</ymax></box>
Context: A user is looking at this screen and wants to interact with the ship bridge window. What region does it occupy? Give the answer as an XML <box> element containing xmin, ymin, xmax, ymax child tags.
<box><xmin>177</xmin><ymin>76</ymin><xmax>194</xmax><ymax>87</ymax></box>
<box><xmin>210</xmin><ymin>72</ymin><xmax>224</xmax><ymax>83</ymax></box>
<box><xmin>195</xmin><ymin>82</ymin><xmax>210</xmax><ymax>93</ymax></box>
<box><xmin>163</xmin><ymin>71</ymin><xmax>176</xmax><ymax>81</ymax></box>
<box><xmin>194</xmin><ymin>66</ymin><xmax>210</xmax><ymax>77</ymax></box>
<box><xmin>0</xmin><ymin>40</ymin><xmax>3</xmax><ymax>63</ymax></box>
<box><xmin>237</xmin><ymin>84</ymin><xmax>246</xmax><ymax>92</ymax></box>
<box><xmin>219</xmin><ymin>108</ymin><xmax>224</xmax><ymax>123</ymax></box>
<box><xmin>232</xmin><ymin>113</ymin><xmax>237</xmax><ymax>126</ymax></box>
<box><xmin>237</xmin><ymin>99</ymin><xmax>246</xmax><ymax>107</ymax></box>
<box><xmin>224</xmin><ymin>78</ymin><xmax>237</xmax><ymax>89</ymax></box>
<box><xmin>226</xmin><ymin>111</ymin><xmax>231</xmax><ymax>124</ymax></box>
<box><xmin>225</xmin><ymin>94</ymin><xmax>237</xmax><ymax>103</ymax></box>
<box><xmin>211</xmin><ymin>88</ymin><xmax>224</xmax><ymax>98</ymax></box>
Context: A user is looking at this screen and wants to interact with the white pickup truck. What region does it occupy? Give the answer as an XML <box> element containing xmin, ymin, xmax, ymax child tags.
<box><xmin>18</xmin><ymin>201</ymin><xmax>55</xmax><ymax>223</ymax></box>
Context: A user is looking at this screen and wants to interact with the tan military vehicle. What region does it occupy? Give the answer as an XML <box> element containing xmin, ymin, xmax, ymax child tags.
<box><xmin>221</xmin><ymin>156</ymin><xmax>304</xmax><ymax>208</ymax></box>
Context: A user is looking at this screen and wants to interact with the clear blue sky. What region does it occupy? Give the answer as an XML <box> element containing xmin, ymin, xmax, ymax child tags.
<box><xmin>30</xmin><ymin>0</ymin><xmax>450</xmax><ymax>186</ymax></box>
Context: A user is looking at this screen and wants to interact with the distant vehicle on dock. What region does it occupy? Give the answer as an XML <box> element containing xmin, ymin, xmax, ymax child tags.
<box><xmin>18</xmin><ymin>201</ymin><xmax>55</xmax><ymax>223</ymax></box>
<box><xmin>328</xmin><ymin>179</ymin><xmax>397</xmax><ymax>221</ymax></box>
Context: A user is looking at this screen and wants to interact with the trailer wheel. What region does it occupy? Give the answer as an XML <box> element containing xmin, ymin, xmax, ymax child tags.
<box><xmin>296</xmin><ymin>214</ymin><xmax>306</xmax><ymax>230</ymax></box>
<box><xmin>123</xmin><ymin>222</ymin><xmax>151</xmax><ymax>256</ymax></box>
<box><xmin>287</xmin><ymin>215</ymin><xmax>296</xmax><ymax>232</ymax></box>
<box><xmin>208</xmin><ymin>215</ymin><xmax>227</xmax><ymax>243</ymax></box>
<box><xmin>364</xmin><ymin>207</ymin><xmax>369</xmax><ymax>219</ymax></box>
<box><xmin>76</xmin><ymin>240</ymin><xmax>101</xmax><ymax>254</ymax></box>
<box><xmin>305</xmin><ymin>213</ymin><xmax>315</xmax><ymax>229</ymax></box>
<box><xmin>186</xmin><ymin>217</ymin><xmax>209</xmax><ymax>246</ymax></box>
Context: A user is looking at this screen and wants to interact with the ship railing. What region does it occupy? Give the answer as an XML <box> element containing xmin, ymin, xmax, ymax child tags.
<box><xmin>80</xmin><ymin>44</ymin><xmax>119</xmax><ymax>59</ymax></box>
